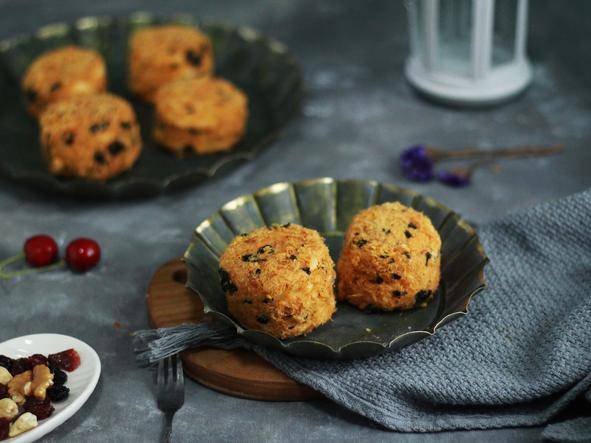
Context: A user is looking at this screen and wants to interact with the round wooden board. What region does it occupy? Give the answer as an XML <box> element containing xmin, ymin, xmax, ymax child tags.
<box><xmin>146</xmin><ymin>258</ymin><xmax>320</xmax><ymax>401</ymax></box>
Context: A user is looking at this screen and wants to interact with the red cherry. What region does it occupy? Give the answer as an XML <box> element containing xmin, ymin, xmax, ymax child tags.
<box><xmin>23</xmin><ymin>235</ymin><xmax>58</xmax><ymax>267</ymax></box>
<box><xmin>65</xmin><ymin>238</ymin><xmax>101</xmax><ymax>272</ymax></box>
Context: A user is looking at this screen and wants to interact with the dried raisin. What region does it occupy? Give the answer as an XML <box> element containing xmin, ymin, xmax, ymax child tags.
<box><xmin>219</xmin><ymin>268</ymin><xmax>237</xmax><ymax>293</ymax></box>
<box><xmin>415</xmin><ymin>290</ymin><xmax>432</xmax><ymax>304</ymax></box>
<box><xmin>185</xmin><ymin>49</ymin><xmax>202</xmax><ymax>66</ymax></box>
<box><xmin>50</xmin><ymin>81</ymin><xmax>62</xmax><ymax>92</ymax></box>
<box><xmin>256</xmin><ymin>315</ymin><xmax>269</xmax><ymax>324</ymax></box>
<box><xmin>108</xmin><ymin>141</ymin><xmax>125</xmax><ymax>156</ymax></box>
<box><xmin>25</xmin><ymin>88</ymin><xmax>38</xmax><ymax>102</ymax></box>
<box><xmin>47</xmin><ymin>385</ymin><xmax>69</xmax><ymax>402</ymax></box>
<box><xmin>63</xmin><ymin>132</ymin><xmax>75</xmax><ymax>145</ymax></box>
<box><xmin>94</xmin><ymin>151</ymin><xmax>106</xmax><ymax>165</ymax></box>
<box><xmin>24</xmin><ymin>397</ymin><xmax>54</xmax><ymax>419</ymax></box>
<box><xmin>353</xmin><ymin>239</ymin><xmax>368</xmax><ymax>248</ymax></box>
<box><xmin>89</xmin><ymin>121</ymin><xmax>109</xmax><ymax>133</ymax></box>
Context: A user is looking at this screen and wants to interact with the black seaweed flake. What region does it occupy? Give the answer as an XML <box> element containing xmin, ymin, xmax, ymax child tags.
<box><xmin>243</xmin><ymin>299</ymin><xmax>253</xmax><ymax>304</ymax></box>
<box><xmin>388</xmin><ymin>258</ymin><xmax>396</xmax><ymax>264</ymax></box>
<box><xmin>392</xmin><ymin>290</ymin><xmax>407</xmax><ymax>298</ymax></box>
<box><xmin>379</xmin><ymin>254</ymin><xmax>389</xmax><ymax>259</ymax></box>
<box><xmin>63</xmin><ymin>132</ymin><xmax>75</xmax><ymax>145</ymax></box>
<box><xmin>256</xmin><ymin>315</ymin><xmax>269</xmax><ymax>324</ymax></box>
<box><xmin>219</xmin><ymin>268</ymin><xmax>237</xmax><ymax>293</ymax></box>
<box><xmin>425</xmin><ymin>252</ymin><xmax>432</xmax><ymax>266</ymax></box>
<box><xmin>391</xmin><ymin>272</ymin><xmax>401</xmax><ymax>281</ymax></box>
<box><xmin>185</xmin><ymin>49</ymin><xmax>202</xmax><ymax>66</ymax></box>
<box><xmin>382</xmin><ymin>228</ymin><xmax>392</xmax><ymax>234</ymax></box>
<box><xmin>404</xmin><ymin>230</ymin><xmax>412</xmax><ymax>239</ymax></box>
<box><xmin>289</xmin><ymin>255</ymin><xmax>297</xmax><ymax>260</ymax></box>
<box><xmin>370</xmin><ymin>275</ymin><xmax>384</xmax><ymax>284</ymax></box>
<box><xmin>262</xmin><ymin>297</ymin><xmax>273</xmax><ymax>304</ymax></box>
<box><xmin>93</xmin><ymin>151</ymin><xmax>106</xmax><ymax>165</ymax></box>
<box><xmin>25</xmin><ymin>88</ymin><xmax>38</xmax><ymax>102</ymax></box>
<box><xmin>120</xmin><ymin>121</ymin><xmax>132</xmax><ymax>130</ymax></box>
<box><xmin>108</xmin><ymin>140</ymin><xmax>125</xmax><ymax>156</ymax></box>
<box><xmin>408</xmin><ymin>223</ymin><xmax>418</xmax><ymax>230</ymax></box>
<box><xmin>89</xmin><ymin>121</ymin><xmax>109</xmax><ymax>133</ymax></box>
<box><xmin>239</xmin><ymin>233</ymin><xmax>249</xmax><ymax>237</ymax></box>
<box><xmin>49</xmin><ymin>81</ymin><xmax>61</xmax><ymax>92</ymax></box>
<box><xmin>403</xmin><ymin>252</ymin><xmax>411</xmax><ymax>259</ymax></box>
<box><xmin>257</xmin><ymin>245</ymin><xmax>274</xmax><ymax>254</ymax></box>
<box><xmin>415</xmin><ymin>290</ymin><xmax>432</xmax><ymax>304</ymax></box>
<box><xmin>254</xmin><ymin>268</ymin><xmax>261</xmax><ymax>275</ymax></box>
<box><xmin>302</xmin><ymin>267</ymin><xmax>311</xmax><ymax>275</ymax></box>
<box><xmin>242</xmin><ymin>253</ymin><xmax>266</xmax><ymax>263</ymax></box>
<box><xmin>353</xmin><ymin>239</ymin><xmax>368</xmax><ymax>248</ymax></box>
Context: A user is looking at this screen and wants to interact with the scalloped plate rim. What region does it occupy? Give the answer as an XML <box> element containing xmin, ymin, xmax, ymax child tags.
<box><xmin>0</xmin><ymin>14</ymin><xmax>303</xmax><ymax>198</ymax></box>
<box><xmin>183</xmin><ymin>177</ymin><xmax>489</xmax><ymax>359</ymax></box>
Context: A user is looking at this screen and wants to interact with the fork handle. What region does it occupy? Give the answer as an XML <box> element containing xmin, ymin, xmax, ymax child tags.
<box><xmin>161</xmin><ymin>412</ymin><xmax>174</xmax><ymax>443</ymax></box>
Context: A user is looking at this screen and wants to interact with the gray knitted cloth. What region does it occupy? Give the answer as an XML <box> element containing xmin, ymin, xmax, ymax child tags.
<box><xmin>136</xmin><ymin>190</ymin><xmax>591</xmax><ymax>440</ymax></box>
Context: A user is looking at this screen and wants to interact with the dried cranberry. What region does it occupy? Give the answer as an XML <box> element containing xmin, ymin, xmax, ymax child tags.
<box><xmin>0</xmin><ymin>356</ymin><xmax>13</xmax><ymax>372</ymax></box>
<box><xmin>50</xmin><ymin>366</ymin><xmax>67</xmax><ymax>386</ymax></box>
<box><xmin>0</xmin><ymin>385</ymin><xmax>8</xmax><ymax>400</ymax></box>
<box><xmin>11</xmin><ymin>358</ymin><xmax>32</xmax><ymax>375</ymax></box>
<box><xmin>47</xmin><ymin>385</ymin><xmax>69</xmax><ymax>402</ymax></box>
<box><xmin>48</xmin><ymin>349</ymin><xmax>81</xmax><ymax>372</ymax></box>
<box><xmin>0</xmin><ymin>418</ymin><xmax>9</xmax><ymax>440</ymax></box>
<box><xmin>24</xmin><ymin>397</ymin><xmax>54</xmax><ymax>420</ymax></box>
<box><xmin>28</xmin><ymin>354</ymin><xmax>47</xmax><ymax>367</ymax></box>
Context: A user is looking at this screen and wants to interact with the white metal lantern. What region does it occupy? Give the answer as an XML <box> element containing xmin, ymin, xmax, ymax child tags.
<box><xmin>405</xmin><ymin>0</ymin><xmax>532</xmax><ymax>105</ymax></box>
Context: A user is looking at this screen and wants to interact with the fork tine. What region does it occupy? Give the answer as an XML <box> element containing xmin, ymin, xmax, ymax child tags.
<box><xmin>175</xmin><ymin>354</ymin><xmax>184</xmax><ymax>385</ymax></box>
<box><xmin>166</xmin><ymin>354</ymin><xmax>175</xmax><ymax>386</ymax></box>
<box><xmin>157</xmin><ymin>357</ymin><xmax>166</xmax><ymax>388</ymax></box>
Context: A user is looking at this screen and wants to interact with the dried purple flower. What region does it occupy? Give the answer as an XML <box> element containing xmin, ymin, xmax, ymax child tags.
<box><xmin>437</xmin><ymin>169</ymin><xmax>471</xmax><ymax>187</ymax></box>
<box><xmin>399</xmin><ymin>145</ymin><xmax>434</xmax><ymax>182</ymax></box>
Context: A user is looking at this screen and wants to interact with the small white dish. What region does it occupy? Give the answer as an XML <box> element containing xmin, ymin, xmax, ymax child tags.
<box><xmin>0</xmin><ymin>333</ymin><xmax>101</xmax><ymax>443</ymax></box>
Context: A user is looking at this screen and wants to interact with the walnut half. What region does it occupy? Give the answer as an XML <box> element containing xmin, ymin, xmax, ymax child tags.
<box><xmin>7</xmin><ymin>370</ymin><xmax>31</xmax><ymax>405</ymax></box>
<box><xmin>31</xmin><ymin>364</ymin><xmax>54</xmax><ymax>400</ymax></box>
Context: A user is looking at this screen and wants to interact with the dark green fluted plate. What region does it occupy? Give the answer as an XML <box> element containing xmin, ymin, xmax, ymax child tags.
<box><xmin>184</xmin><ymin>178</ymin><xmax>488</xmax><ymax>360</ymax></box>
<box><xmin>0</xmin><ymin>13</ymin><xmax>302</xmax><ymax>198</ymax></box>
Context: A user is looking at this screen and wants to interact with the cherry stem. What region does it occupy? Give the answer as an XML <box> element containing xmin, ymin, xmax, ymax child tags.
<box><xmin>0</xmin><ymin>253</ymin><xmax>65</xmax><ymax>280</ymax></box>
<box><xmin>428</xmin><ymin>144</ymin><xmax>565</xmax><ymax>162</ymax></box>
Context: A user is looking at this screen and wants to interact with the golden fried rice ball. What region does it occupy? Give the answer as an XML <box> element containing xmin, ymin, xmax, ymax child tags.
<box><xmin>337</xmin><ymin>202</ymin><xmax>441</xmax><ymax>311</ymax></box>
<box><xmin>128</xmin><ymin>25</ymin><xmax>214</xmax><ymax>102</ymax></box>
<box><xmin>39</xmin><ymin>93</ymin><xmax>142</xmax><ymax>180</ymax></box>
<box><xmin>153</xmin><ymin>77</ymin><xmax>248</xmax><ymax>155</ymax></box>
<box><xmin>22</xmin><ymin>45</ymin><xmax>107</xmax><ymax>117</ymax></box>
<box><xmin>219</xmin><ymin>224</ymin><xmax>336</xmax><ymax>339</ymax></box>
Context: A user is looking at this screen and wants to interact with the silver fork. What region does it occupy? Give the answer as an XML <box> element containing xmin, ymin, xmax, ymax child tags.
<box><xmin>156</xmin><ymin>354</ymin><xmax>185</xmax><ymax>443</ymax></box>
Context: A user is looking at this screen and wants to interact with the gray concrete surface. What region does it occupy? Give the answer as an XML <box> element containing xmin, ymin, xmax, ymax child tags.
<box><xmin>1</xmin><ymin>0</ymin><xmax>590</xmax><ymax>441</ymax></box>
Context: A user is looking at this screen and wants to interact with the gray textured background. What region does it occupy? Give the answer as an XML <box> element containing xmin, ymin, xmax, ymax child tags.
<box><xmin>1</xmin><ymin>0</ymin><xmax>590</xmax><ymax>441</ymax></box>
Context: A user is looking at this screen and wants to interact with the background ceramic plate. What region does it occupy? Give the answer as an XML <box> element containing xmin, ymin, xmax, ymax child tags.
<box><xmin>0</xmin><ymin>334</ymin><xmax>101</xmax><ymax>442</ymax></box>
<box><xmin>184</xmin><ymin>178</ymin><xmax>488</xmax><ymax>359</ymax></box>
<box><xmin>0</xmin><ymin>13</ymin><xmax>303</xmax><ymax>198</ymax></box>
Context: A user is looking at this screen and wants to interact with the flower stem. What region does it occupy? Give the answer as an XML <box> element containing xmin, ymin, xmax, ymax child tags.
<box><xmin>428</xmin><ymin>144</ymin><xmax>565</xmax><ymax>162</ymax></box>
<box><xmin>0</xmin><ymin>253</ymin><xmax>65</xmax><ymax>280</ymax></box>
